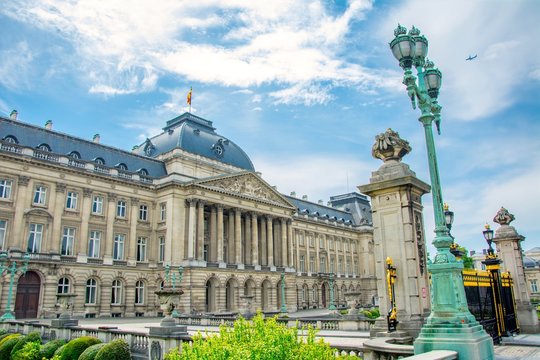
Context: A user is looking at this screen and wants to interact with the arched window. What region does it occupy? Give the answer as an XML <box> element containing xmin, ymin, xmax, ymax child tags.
<box><xmin>68</xmin><ymin>151</ymin><xmax>81</xmax><ymax>159</ymax></box>
<box><xmin>111</xmin><ymin>279</ymin><xmax>122</xmax><ymax>305</ymax></box>
<box><xmin>135</xmin><ymin>280</ymin><xmax>145</xmax><ymax>305</ymax></box>
<box><xmin>3</xmin><ymin>135</ymin><xmax>18</xmax><ymax>144</ymax></box>
<box><xmin>37</xmin><ymin>143</ymin><xmax>51</xmax><ymax>152</ymax></box>
<box><xmin>93</xmin><ymin>157</ymin><xmax>105</xmax><ymax>165</ymax></box>
<box><xmin>57</xmin><ymin>277</ymin><xmax>70</xmax><ymax>294</ymax></box>
<box><xmin>137</xmin><ymin>168</ymin><xmax>149</xmax><ymax>176</ymax></box>
<box><xmin>159</xmin><ymin>280</ymin><xmax>164</xmax><ymax>291</ymax></box>
<box><xmin>85</xmin><ymin>279</ymin><xmax>97</xmax><ymax>304</ymax></box>
<box><xmin>115</xmin><ymin>163</ymin><xmax>128</xmax><ymax>171</ymax></box>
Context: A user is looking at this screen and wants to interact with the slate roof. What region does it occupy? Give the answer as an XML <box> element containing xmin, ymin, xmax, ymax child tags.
<box><xmin>132</xmin><ymin>112</ymin><xmax>255</xmax><ymax>171</ymax></box>
<box><xmin>0</xmin><ymin>116</ymin><xmax>167</xmax><ymax>178</ymax></box>
<box><xmin>284</xmin><ymin>195</ymin><xmax>356</xmax><ymax>225</ymax></box>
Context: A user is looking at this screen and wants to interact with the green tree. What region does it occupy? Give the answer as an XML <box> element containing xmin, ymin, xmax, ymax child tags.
<box><xmin>165</xmin><ymin>313</ymin><xmax>355</xmax><ymax>360</ymax></box>
<box><xmin>460</xmin><ymin>247</ymin><xmax>474</xmax><ymax>269</ymax></box>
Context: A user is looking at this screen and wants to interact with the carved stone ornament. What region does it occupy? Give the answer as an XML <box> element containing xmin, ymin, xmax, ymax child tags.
<box><xmin>372</xmin><ymin>128</ymin><xmax>411</xmax><ymax>163</ymax></box>
<box><xmin>493</xmin><ymin>207</ymin><xmax>515</xmax><ymax>226</ymax></box>
<box><xmin>204</xmin><ymin>175</ymin><xmax>283</xmax><ymax>204</ymax></box>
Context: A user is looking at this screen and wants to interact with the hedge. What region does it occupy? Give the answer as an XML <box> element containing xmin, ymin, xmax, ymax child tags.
<box><xmin>10</xmin><ymin>331</ymin><xmax>42</xmax><ymax>357</ymax></box>
<box><xmin>94</xmin><ymin>339</ymin><xmax>131</xmax><ymax>360</ymax></box>
<box><xmin>57</xmin><ymin>336</ymin><xmax>101</xmax><ymax>360</ymax></box>
<box><xmin>39</xmin><ymin>339</ymin><xmax>67</xmax><ymax>359</ymax></box>
<box><xmin>0</xmin><ymin>335</ymin><xmax>23</xmax><ymax>359</ymax></box>
<box><xmin>79</xmin><ymin>343</ymin><xmax>107</xmax><ymax>360</ymax></box>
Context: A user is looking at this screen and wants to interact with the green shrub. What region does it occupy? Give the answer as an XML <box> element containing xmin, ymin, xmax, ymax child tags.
<box><xmin>165</xmin><ymin>313</ymin><xmax>356</xmax><ymax>360</ymax></box>
<box><xmin>94</xmin><ymin>339</ymin><xmax>130</xmax><ymax>360</ymax></box>
<box><xmin>39</xmin><ymin>339</ymin><xmax>67</xmax><ymax>359</ymax></box>
<box><xmin>0</xmin><ymin>329</ymin><xmax>7</xmax><ymax>336</ymax></box>
<box><xmin>339</xmin><ymin>309</ymin><xmax>349</xmax><ymax>315</ymax></box>
<box><xmin>0</xmin><ymin>333</ymin><xmax>10</xmax><ymax>343</ymax></box>
<box><xmin>0</xmin><ymin>334</ymin><xmax>22</xmax><ymax>359</ymax></box>
<box><xmin>79</xmin><ymin>343</ymin><xmax>106</xmax><ymax>360</ymax></box>
<box><xmin>58</xmin><ymin>336</ymin><xmax>101</xmax><ymax>360</ymax></box>
<box><xmin>370</xmin><ymin>308</ymin><xmax>380</xmax><ymax>318</ymax></box>
<box><xmin>54</xmin><ymin>343</ymin><xmax>67</xmax><ymax>358</ymax></box>
<box><xmin>12</xmin><ymin>340</ymin><xmax>41</xmax><ymax>360</ymax></box>
<box><xmin>11</xmin><ymin>330</ymin><xmax>41</xmax><ymax>357</ymax></box>
<box><xmin>0</xmin><ymin>333</ymin><xmax>20</xmax><ymax>347</ymax></box>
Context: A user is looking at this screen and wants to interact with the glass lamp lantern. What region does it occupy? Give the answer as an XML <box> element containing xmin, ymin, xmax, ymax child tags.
<box><xmin>390</xmin><ymin>24</ymin><xmax>416</xmax><ymax>70</ymax></box>
<box><xmin>424</xmin><ymin>66</ymin><xmax>442</xmax><ymax>99</ymax></box>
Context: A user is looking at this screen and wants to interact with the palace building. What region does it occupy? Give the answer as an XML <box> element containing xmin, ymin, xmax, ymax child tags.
<box><xmin>0</xmin><ymin>111</ymin><xmax>376</xmax><ymax>319</ymax></box>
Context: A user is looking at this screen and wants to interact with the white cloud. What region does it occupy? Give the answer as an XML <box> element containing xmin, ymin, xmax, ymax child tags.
<box><xmin>378</xmin><ymin>0</ymin><xmax>540</xmax><ymax>121</ymax></box>
<box><xmin>1</xmin><ymin>0</ymin><xmax>383</xmax><ymax>104</ymax></box>
<box><xmin>252</xmin><ymin>107</ymin><xmax>262</xmax><ymax>112</ymax></box>
<box><xmin>0</xmin><ymin>41</ymin><xmax>34</xmax><ymax>91</ymax></box>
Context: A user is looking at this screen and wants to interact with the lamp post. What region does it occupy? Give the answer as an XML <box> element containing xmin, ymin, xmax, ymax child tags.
<box><xmin>386</xmin><ymin>257</ymin><xmax>398</xmax><ymax>332</ymax></box>
<box><xmin>390</xmin><ymin>25</ymin><xmax>493</xmax><ymax>358</ymax></box>
<box><xmin>280</xmin><ymin>272</ymin><xmax>287</xmax><ymax>314</ymax></box>
<box><xmin>0</xmin><ymin>252</ymin><xmax>30</xmax><ymax>321</ymax></box>
<box><xmin>328</xmin><ymin>273</ymin><xmax>337</xmax><ymax>311</ymax></box>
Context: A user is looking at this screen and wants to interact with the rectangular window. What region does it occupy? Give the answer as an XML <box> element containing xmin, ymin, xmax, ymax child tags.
<box><xmin>0</xmin><ymin>179</ymin><xmax>12</xmax><ymax>199</ymax></box>
<box><xmin>309</xmin><ymin>235</ymin><xmax>314</xmax><ymax>247</ymax></box>
<box><xmin>86</xmin><ymin>279</ymin><xmax>97</xmax><ymax>304</ymax></box>
<box><xmin>338</xmin><ymin>259</ymin><xmax>343</xmax><ymax>274</ymax></box>
<box><xmin>139</xmin><ymin>204</ymin><xmax>148</xmax><ymax>221</ymax></box>
<box><xmin>346</xmin><ymin>260</ymin><xmax>351</xmax><ymax>274</ymax></box>
<box><xmin>27</xmin><ymin>223</ymin><xmax>43</xmax><ymax>253</ymax></box>
<box><xmin>329</xmin><ymin>238</ymin><xmax>333</xmax><ymax>250</ymax></box>
<box><xmin>532</xmin><ymin>280</ymin><xmax>538</xmax><ymax>293</ymax></box>
<box><xmin>298</xmin><ymin>233</ymin><xmax>304</xmax><ymax>246</ymax></box>
<box><xmin>61</xmin><ymin>227</ymin><xmax>75</xmax><ymax>256</ymax></box>
<box><xmin>344</xmin><ymin>241</ymin><xmax>349</xmax><ymax>251</ymax></box>
<box><xmin>33</xmin><ymin>185</ymin><xmax>47</xmax><ymax>205</ymax></box>
<box><xmin>66</xmin><ymin>191</ymin><xmax>78</xmax><ymax>210</ymax></box>
<box><xmin>320</xmin><ymin>256</ymin><xmax>326</xmax><ymax>273</ymax></box>
<box><xmin>330</xmin><ymin>258</ymin><xmax>335</xmax><ymax>273</ymax></box>
<box><xmin>113</xmin><ymin>234</ymin><xmax>125</xmax><ymax>260</ymax></box>
<box><xmin>160</xmin><ymin>203</ymin><xmax>167</xmax><ymax>221</ymax></box>
<box><xmin>116</xmin><ymin>200</ymin><xmax>126</xmax><ymax>218</ymax></box>
<box><xmin>92</xmin><ymin>195</ymin><xmax>103</xmax><ymax>215</ymax></box>
<box><xmin>158</xmin><ymin>236</ymin><xmax>165</xmax><ymax>262</ymax></box>
<box><xmin>309</xmin><ymin>256</ymin><xmax>315</xmax><ymax>273</ymax></box>
<box><xmin>88</xmin><ymin>231</ymin><xmax>101</xmax><ymax>258</ymax></box>
<box><xmin>136</xmin><ymin>237</ymin><xmax>147</xmax><ymax>262</ymax></box>
<box><xmin>0</xmin><ymin>220</ymin><xmax>7</xmax><ymax>250</ymax></box>
<box><xmin>319</xmin><ymin>236</ymin><xmax>324</xmax><ymax>248</ymax></box>
<box><xmin>299</xmin><ymin>255</ymin><xmax>305</xmax><ymax>272</ymax></box>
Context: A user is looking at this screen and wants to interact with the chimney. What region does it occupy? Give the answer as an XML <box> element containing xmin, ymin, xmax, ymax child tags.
<box><xmin>302</xmin><ymin>195</ymin><xmax>308</xmax><ymax>200</ymax></box>
<box><xmin>93</xmin><ymin>134</ymin><xmax>100</xmax><ymax>143</ymax></box>
<box><xmin>10</xmin><ymin>110</ymin><xmax>18</xmax><ymax>120</ymax></box>
<box><xmin>318</xmin><ymin>200</ymin><xmax>323</xmax><ymax>205</ymax></box>
<box><xmin>45</xmin><ymin>120</ymin><xmax>53</xmax><ymax>130</ymax></box>
<box><xmin>290</xmin><ymin>191</ymin><xmax>296</xmax><ymax>197</ymax></box>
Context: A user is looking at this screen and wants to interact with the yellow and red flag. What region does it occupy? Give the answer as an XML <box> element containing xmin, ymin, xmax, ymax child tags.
<box><xmin>187</xmin><ymin>87</ymin><xmax>192</xmax><ymax>105</ymax></box>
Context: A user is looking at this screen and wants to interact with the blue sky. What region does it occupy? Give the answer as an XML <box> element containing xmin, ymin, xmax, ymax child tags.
<box><xmin>1</xmin><ymin>0</ymin><xmax>539</xmax><ymax>255</ymax></box>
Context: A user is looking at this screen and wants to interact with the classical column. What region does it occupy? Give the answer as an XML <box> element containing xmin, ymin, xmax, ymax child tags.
<box><xmin>251</xmin><ymin>213</ymin><xmax>259</xmax><ymax>266</ymax></box>
<box><xmin>228</xmin><ymin>210</ymin><xmax>235</xmax><ymax>263</ymax></box>
<box><xmin>305</xmin><ymin>232</ymin><xmax>311</xmax><ymax>274</ymax></box>
<box><xmin>48</xmin><ymin>182</ymin><xmax>66</xmax><ymax>253</ymax></box>
<box><xmin>260</xmin><ymin>217</ymin><xmax>267</xmax><ymax>266</ymax></box>
<box><xmin>235</xmin><ymin>208</ymin><xmax>242</xmax><ymax>265</ymax></box>
<box><xmin>245</xmin><ymin>213</ymin><xmax>252</xmax><ymax>265</ymax></box>
<box><xmin>187</xmin><ymin>199</ymin><xmax>196</xmax><ymax>260</ymax></box>
<box><xmin>209</xmin><ymin>205</ymin><xmax>217</xmax><ymax>262</ymax></box>
<box><xmin>287</xmin><ymin>220</ymin><xmax>294</xmax><ymax>268</ymax></box>
<box><xmin>295</xmin><ymin>230</ymin><xmax>301</xmax><ymax>272</ymax></box>
<box><xmin>314</xmin><ymin>233</ymin><xmax>320</xmax><ymax>273</ymax></box>
<box><xmin>127</xmin><ymin>197</ymin><xmax>139</xmax><ymax>265</ymax></box>
<box><xmin>266</xmin><ymin>216</ymin><xmax>274</xmax><ymax>267</ymax></box>
<box><xmin>76</xmin><ymin>188</ymin><xmax>91</xmax><ymax>258</ymax></box>
<box><xmin>281</xmin><ymin>218</ymin><xmax>287</xmax><ymax>268</ymax></box>
<box><xmin>10</xmin><ymin>176</ymin><xmax>30</xmax><ymax>250</ymax></box>
<box><xmin>217</xmin><ymin>205</ymin><xmax>224</xmax><ymax>263</ymax></box>
<box><xmin>103</xmin><ymin>192</ymin><xmax>116</xmax><ymax>263</ymax></box>
<box><xmin>197</xmin><ymin>200</ymin><xmax>205</xmax><ymax>261</ymax></box>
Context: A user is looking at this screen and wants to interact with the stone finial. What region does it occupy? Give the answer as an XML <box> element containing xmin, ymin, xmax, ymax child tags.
<box><xmin>372</xmin><ymin>128</ymin><xmax>411</xmax><ymax>163</ymax></box>
<box><xmin>493</xmin><ymin>207</ymin><xmax>515</xmax><ymax>226</ymax></box>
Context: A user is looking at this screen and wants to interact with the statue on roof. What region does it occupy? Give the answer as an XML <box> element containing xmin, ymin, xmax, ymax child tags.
<box><xmin>493</xmin><ymin>207</ymin><xmax>515</xmax><ymax>226</ymax></box>
<box><xmin>372</xmin><ymin>128</ymin><xmax>411</xmax><ymax>163</ymax></box>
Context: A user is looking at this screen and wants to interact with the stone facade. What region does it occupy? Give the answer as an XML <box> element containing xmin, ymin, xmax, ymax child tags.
<box><xmin>0</xmin><ymin>113</ymin><xmax>376</xmax><ymax>319</ymax></box>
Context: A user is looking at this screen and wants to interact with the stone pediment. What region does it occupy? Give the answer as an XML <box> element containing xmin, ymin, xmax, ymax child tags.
<box><xmin>194</xmin><ymin>173</ymin><xmax>294</xmax><ymax>209</ymax></box>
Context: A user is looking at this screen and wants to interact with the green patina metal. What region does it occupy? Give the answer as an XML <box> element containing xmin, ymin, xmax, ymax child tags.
<box><xmin>328</xmin><ymin>273</ymin><xmax>337</xmax><ymax>311</ymax></box>
<box><xmin>390</xmin><ymin>25</ymin><xmax>495</xmax><ymax>359</ymax></box>
<box><xmin>280</xmin><ymin>272</ymin><xmax>288</xmax><ymax>313</ymax></box>
<box><xmin>0</xmin><ymin>253</ymin><xmax>30</xmax><ymax>321</ymax></box>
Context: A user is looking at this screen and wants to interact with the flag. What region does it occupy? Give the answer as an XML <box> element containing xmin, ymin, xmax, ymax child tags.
<box><xmin>187</xmin><ymin>87</ymin><xmax>192</xmax><ymax>106</ymax></box>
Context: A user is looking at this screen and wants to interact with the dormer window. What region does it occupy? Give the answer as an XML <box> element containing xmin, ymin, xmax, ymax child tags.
<box><xmin>93</xmin><ymin>157</ymin><xmax>105</xmax><ymax>165</ymax></box>
<box><xmin>3</xmin><ymin>135</ymin><xmax>18</xmax><ymax>144</ymax></box>
<box><xmin>137</xmin><ymin>168</ymin><xmax>149</xmax><ymax>176</ymax></box>
<box><xmin>37</xmin><ymin>143</ymin><xmax>51</xmax><ymax>152</ymax></box>
<box><xmin>68</xmin><ymin>151</ymin><xmax>81</xmax><ymax>159</ymax></box>
<box><xmin>116</xmin><ymin>163</ymin><xmax>128</xmax><ymax>171</ymax></box>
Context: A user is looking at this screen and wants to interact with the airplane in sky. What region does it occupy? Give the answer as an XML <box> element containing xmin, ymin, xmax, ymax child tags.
<box><xmin>466</xmin><ymin>54</ymin><xmax>478</xmax><ymax>61</ymax></box>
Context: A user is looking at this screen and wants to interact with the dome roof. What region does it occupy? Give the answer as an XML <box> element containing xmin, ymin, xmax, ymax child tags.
<box><xmin>133</xmin><ymin>113</ymin><xmax>254</xmax><ymax>171</ymax></box>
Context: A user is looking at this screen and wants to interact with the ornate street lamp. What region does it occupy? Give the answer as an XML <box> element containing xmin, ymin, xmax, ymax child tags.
<box><xmin>390</xmin><ymin>25</ymin><xmax>493</xmax><ymax>357</ymax></box>
<box><xmin>0</xmin><ymin>252</ymin><xmax>30</xmax><ymax>321</ymax></box>
<box><xmin>443</xmin><ymin>203</ymin><xmax>454</xmax><ymax>232</ymax></box>
<box><xmin>483</xmin><ymin>223</ymin><xmax>495</xmax><ymax>256</ymax></box>
<box><xmin>328</xmin><ymin>273</ymin><xmax>337</xmax><ymax>311</ymax></box>
<box><xmin>280</xmin><ymin>272</ymin><xmax>288</xmax><ymax>314</ymax></box>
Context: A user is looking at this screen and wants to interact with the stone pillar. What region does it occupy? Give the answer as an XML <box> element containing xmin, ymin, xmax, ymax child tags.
<box><xmin>260</xmin><ymin>217</ymin><xmax>267</xmax><ymax>266</ymax></box>
<box><xmin>295</xmin><ymin>230</ymin><xmax>301</xmax><ymax>272</ymax></box>
<box><xmin>235</xmin><ymin>208</ymin><xmax>243</xmax><ymax>266</ymax></box>
<box><xmin>10</xmin><ymin>176</ymin><xmax>30</xmax><ymax>250</ymax></box>
<box><xmin>209</xmin><ymin>205</ymin><xmax>217</xmax><ymax>263</ymax></box>
<box><xmin>266</xmin><ymin>216</ymin><xmax>274</xmax><ymax>267</ymax></box>
<box><xmin>358</xmin><ymin>135</ymin><xmax>431</xmax><ymax>338</ymax></box>
<box><xmin>186</xmin><ymin>199</ymin><xmax>196</xmax><ymax>260</ymax></box>
<box><xmin>492</xmin><ymin>207</ymin><xmax>540</xmax><ymax>333</ymax></box>
<box><xmin>228</xmin><ymin>210</ymin><xmax>235</xmax><ymax>263</ymax></box>
<box><xmin>48</xmin><ymin>183</ymin><xmax>66</xmax><ymax>253</ymax></box>
<box><xmin>305</xmin><ymin>232</ymin><xmax>311</xmax><ymax>275</ymax></box>
<box><xmin>102</xmin><ymin>192</ymin><xmax>115</xmax><ymax>264</ymax></box>
<box><xmin>217</xmin><ymin>205</ymin><xmax>224</xmax><ymax>265</ymax></box>
<box><xmin>196</xmin><ymin>200</ymin><xmax>205</xmax><ymax>262</ymax></box>
<box><xmin>287</xmin><ymin>220</ymin><xmax>294</xmax><ymax>268</ymax></box>
<box><xmin>245</xmin><ymin>213</ymin><xmax>252</xmax><ymax>265</ymax></box>
<box><xmin>251</xmin><ymin>213</ymin><xmax>259</xmax><ymax>268</ymax></box>
<box><xmin>127</xmin><ymin>197</ymin><xmax>139</xmax><ymax>266</ymax></box>
<box><xmin>281</xmin><ymin>218</ymin><xmax>287</xmax><ymax>268</ymax></box>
